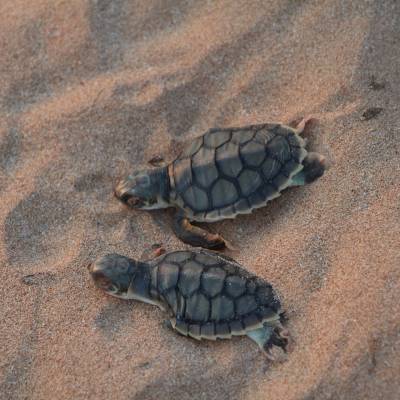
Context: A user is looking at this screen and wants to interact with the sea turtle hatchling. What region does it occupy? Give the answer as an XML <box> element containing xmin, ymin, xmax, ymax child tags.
<box><xmin>115</xmin><ymin>118</ymin><xmax>326</xmax><ymax>249</ymax></box>
<box><xmin>88</xmin><ymin>248</ymin><xmax>289</xmax><ymax>356</ymax></box>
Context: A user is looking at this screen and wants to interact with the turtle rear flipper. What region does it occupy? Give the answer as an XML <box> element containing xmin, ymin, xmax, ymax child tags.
<box><xmin>289</xmin><ymin>115</ymin><xmax>318</xmax><ymax>136</ymax></box>
<box><xmin>290</xmin><ymin>152</ymin><xmax>326</xmax><ymax>186</ymax></box>
<box><xmin>301</xmin><ymin>152</ymin><xmax>326</xmax><ymax>183</ymax></box>
<box><xmin>247</xmin><ymin>323</ymin><xmax>291</xmax><ymax>359</ymax></box>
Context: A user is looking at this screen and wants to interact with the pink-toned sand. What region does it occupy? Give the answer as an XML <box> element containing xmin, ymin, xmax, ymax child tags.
<box><xmin>1</xmin><ymin>1</ymin><xmax>399</xmax><ymax>399</ymax></box>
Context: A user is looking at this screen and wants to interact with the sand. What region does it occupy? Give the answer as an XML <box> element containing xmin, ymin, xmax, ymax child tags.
<box><xmin>1</xmin><ymin>0</ymin><xmax>399</xmax><ymax>399</ymax></box>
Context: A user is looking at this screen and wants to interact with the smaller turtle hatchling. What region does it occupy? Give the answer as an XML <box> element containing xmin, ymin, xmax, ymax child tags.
<box><xmin>88</xmin><ymin>247</ymin><xmax>289</xmax><ymax>356</ymax></box>
<box><xmin>115</xmin><ymin>118</ymin><xmax>326</xmax><ymax>249</ymax></box>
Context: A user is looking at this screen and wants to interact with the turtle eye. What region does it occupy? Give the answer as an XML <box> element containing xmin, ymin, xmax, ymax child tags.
<box><xmin>108</xmin><ymin>284</ymin><xmax>119</xmax><ymax>293</ymax></box>
<box><xmin>93</xmin><ymin>272</ymin><xmax>113</xmax><ymax>289</ymax></box>
<box><xmin>127</xmin><ymin>197</ymin><xmax>144</xmax><ymax>207</ymax></box>
<box><xmin>118</xmin><ymin>192</ymin><xmax>132</xmax><ymax>204</ymax></box>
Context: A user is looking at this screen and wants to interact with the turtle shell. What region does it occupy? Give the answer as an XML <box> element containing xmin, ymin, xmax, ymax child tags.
<box><xmin>148</xmin><ymin>250</ymin><xmax>282</xmax><ymax>340</ymax></box>
<box><xmin>168</xmin><ymin>123</ymin><xmax>307</xmax><ymax>221</ymax></box>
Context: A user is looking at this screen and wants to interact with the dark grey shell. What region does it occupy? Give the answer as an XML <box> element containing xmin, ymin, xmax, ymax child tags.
<box><xmin>148</xmin><ymin>250</ymin><xmax>282</xmax><ymax>340</ymax></box>
<box><xmin>168</xmin><ymin>123</ymin><xmax>307</xmax><ymax>222</ymax></box>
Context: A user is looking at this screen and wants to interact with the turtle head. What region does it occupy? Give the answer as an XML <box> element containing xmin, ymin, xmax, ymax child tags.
<box><xmin>88</xmin><ymin>254</ymin><xmax>137</xmax><ymax>299</ymax></box>
<box><xmin>114</xmin><ymin>168</ymin><xmax>169</xmax><ymax>210</ymax></box>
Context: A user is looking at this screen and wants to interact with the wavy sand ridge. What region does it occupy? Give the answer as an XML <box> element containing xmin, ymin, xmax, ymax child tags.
<box><xmin>0</xmin><ymin>1</ymin><xmax>399</xmax><ymax>399</ymax></box>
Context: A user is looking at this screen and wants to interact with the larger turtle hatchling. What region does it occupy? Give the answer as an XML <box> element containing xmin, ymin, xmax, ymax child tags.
<box><xmin>89</xmin><ymin>248</ymin><xmax>289</xmax><ymax>356</ymax></box>
<box><xmin>115</xmin><ymin>118</ymin><xmax>326</xmax><ymax>249</ymax></box>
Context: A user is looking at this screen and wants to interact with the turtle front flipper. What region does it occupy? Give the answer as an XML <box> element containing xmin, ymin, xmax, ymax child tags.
<box><xmin>172</xmin><ymin>212</ymin><xmax>226</xmax><ymax>250</ymax></box>
<box><xmin>148</xmin><ymin>155</ymin><xmax>166</xmax><ymax>167</ymax></box>
<box><xmin>148</xmin><ymin>138</ymin><xmax>188</xmax><ymax>167</ymax></box>
<box><xmin>140</xmin><ymin>243</ymin><xmax>166</xmax><ymax>261</ymax></box>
